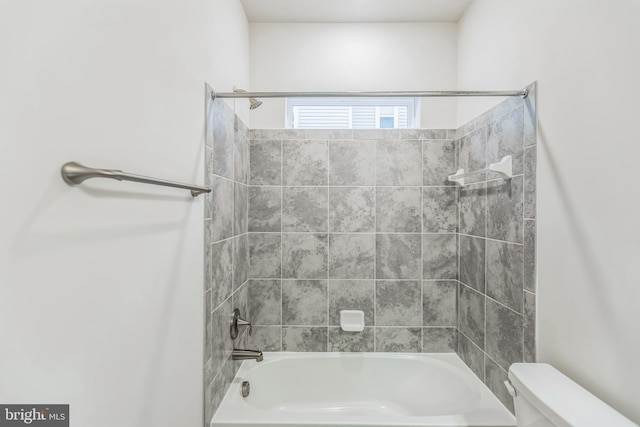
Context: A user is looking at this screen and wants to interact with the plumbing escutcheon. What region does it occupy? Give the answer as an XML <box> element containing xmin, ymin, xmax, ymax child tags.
<box><xmin>230</xmin><ymin>308</ymin><xmax>252</xmax><ymax>339</ymax></box>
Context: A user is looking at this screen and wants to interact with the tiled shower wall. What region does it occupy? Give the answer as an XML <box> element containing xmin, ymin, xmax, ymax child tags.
<box><xmin>245</xmin><ymin>128</ymin><xmax>462</xmax><ymax>353</ymax></box>
<box><xmin>455</xmin><ymin>82</ymin><xmax>537</xmax><ymax>411</ymax></box>
<box><xmin>205</xmin><ymin>83</ymin><xmax>537</xmax><ymax>420</ymax></box>
<box><xmin>203</xmin><ymin>93</ymin><xmax>250</xmax><ymax>424</ymax></box>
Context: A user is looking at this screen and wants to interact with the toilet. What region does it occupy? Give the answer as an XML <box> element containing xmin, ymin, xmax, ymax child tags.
<box><xmin>506</xmin><ymin>363</ymin><xmax>637</xmax><ymax>427</ymax></box>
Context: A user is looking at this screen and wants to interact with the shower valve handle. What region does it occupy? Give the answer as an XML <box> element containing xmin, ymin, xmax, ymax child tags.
<box><xmin>230</xmin><ymin>308</ymin><xmax>252</xmax><ymax>339</ymax></box>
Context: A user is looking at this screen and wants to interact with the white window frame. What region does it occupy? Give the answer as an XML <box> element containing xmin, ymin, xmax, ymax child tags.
<box><xmin>286</xmin><ymin>97</ymin><xmax>420</xmax><ymax>129</ymax></box>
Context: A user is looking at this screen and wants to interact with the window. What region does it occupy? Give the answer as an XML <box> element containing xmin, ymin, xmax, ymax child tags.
<box><xmin>286</xmin><ymin>97</ymin><xmax>419</xmax><ymax>129</ymax></box>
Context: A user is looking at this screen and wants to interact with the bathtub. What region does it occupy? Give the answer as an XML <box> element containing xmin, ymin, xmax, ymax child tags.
<box><xmin>211</xmin><ymin>352</ymin><xmax>515</xmax><ymax>427</ymax></box>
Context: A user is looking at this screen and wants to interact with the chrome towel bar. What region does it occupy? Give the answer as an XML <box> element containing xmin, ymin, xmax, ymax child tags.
<box><xmin>60</xmin><ymin>161</ymin><xmax>211</xmax><ymax>197</ymax></box>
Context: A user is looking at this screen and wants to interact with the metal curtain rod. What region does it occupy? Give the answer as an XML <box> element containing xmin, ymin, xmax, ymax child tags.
<box><xmin>61</xmin><ymin>162</ymin><xmax>211</xmax><ymax>197</ymax></box>
<box><xmin>212</xmin><ymin>89</ymin><xmax>528</xmax><ymax>99</ymax></box>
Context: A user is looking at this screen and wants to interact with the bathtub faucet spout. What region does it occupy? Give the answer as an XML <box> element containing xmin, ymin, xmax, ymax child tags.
<box><xmin>232</xmin><ymin>349</ymin><xmax>263</xmax><ymax>362</ymax></box>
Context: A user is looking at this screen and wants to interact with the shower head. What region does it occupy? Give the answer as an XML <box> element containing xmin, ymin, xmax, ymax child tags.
<box><xmin>249</xmin><ymin>98</ymin><xmax>263</xmax><ymax>110</ymax></box>
<box><xmin>233</xmin><ymin>86</ymin><xmax>263</xmax><ymax>110</ymax></box>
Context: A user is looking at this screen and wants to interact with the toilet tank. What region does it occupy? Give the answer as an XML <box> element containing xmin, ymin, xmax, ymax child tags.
<box><xmin>507</xmin><ymin>363</ymin><xmax>637</xmax><ymax>427</ymax></box>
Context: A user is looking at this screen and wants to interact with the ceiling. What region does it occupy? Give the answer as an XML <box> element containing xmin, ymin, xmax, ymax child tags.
<box><xmin>240</xmin><ymin>0</ymin><xmax>474</xmax><ymax>23</ymax></box>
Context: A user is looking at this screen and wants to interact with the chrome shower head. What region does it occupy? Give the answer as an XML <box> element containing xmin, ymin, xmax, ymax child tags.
<box><xmin>233</xmin><ymin>86</ymin><xmax>263</xmax><ymax>110</ymax></box>
<box><xmin>249</xmin><ymin>98</ymin><xmax>263</xmax><ymax>110</ymax></box>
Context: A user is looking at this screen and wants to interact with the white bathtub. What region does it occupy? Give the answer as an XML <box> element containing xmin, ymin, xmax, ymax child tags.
<box><xmin>211</xmin><ymin>352</ymin><xmax>515</xmax><ymax>427</ymax></box>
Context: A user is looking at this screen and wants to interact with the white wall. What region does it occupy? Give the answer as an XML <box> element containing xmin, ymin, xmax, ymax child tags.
<box><xmin>249</xmin><ymin>23</ymin><xmax>458</xmax><ymax>129</ymax></box>
<box><xmin>0</xmin><ymin>1</ymin><xmax>248</xmax><ymax>426</ymax></box>
<box><xmin>213</xmin><ymin>0</ymin><xmax>251</xmax><ymax>126</ymax></box>
<box><xmin>457</xmin><ymin>0</ymin><xmax>640</xmax><ymax>423</ymax></box>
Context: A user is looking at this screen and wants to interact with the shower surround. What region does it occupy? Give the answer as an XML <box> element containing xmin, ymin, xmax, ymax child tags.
<box><xmin>204</xmin><ymin>83</ymin><xmax>536</xmax><ymax>422</ymax></box>
<box><xmin>246</xmin><ymin>127</ymin><xmax>459</xmax><ymax>356</ymax></box>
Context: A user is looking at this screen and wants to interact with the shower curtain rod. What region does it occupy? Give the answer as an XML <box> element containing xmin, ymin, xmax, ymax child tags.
<box><xmin>211</xmin><ymin>89</ymin><xmax>528</xmax><ymax>99</ymax></box>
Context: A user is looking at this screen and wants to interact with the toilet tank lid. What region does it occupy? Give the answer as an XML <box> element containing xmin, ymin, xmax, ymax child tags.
<box><xmin>508</xmin><ymin>364</ymin><xmax>637</xmax><ymax>427</ymax></box>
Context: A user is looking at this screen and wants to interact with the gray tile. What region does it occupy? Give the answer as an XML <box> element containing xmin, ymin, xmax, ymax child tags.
<box><xmin>232</xmin><ymin>283</ymin><xmax>250</xmax><ymax>331</ymax></box>
<box><xmin>204</xmin><ymin>358</ymin><xmax>213</xmax><ymax>398</ymax></box>
<box><xmin>375</xmin><ymin>281</ymin><xmax>422</xmax><ymax>326</ymax></box>
<box><xmin>248</xmin><ymin>233</ymin><xmax>281</xmax><ymax>279</ymax></box>
<box><xmin>422</xmin><ymin>234</ymin><xmax>457</xmax><ymax>280</ymax></box>
<box><xmin>307</xmin><ymin>129</ymin><xmax>353</xmax><ymax>140</ymax></box>
<box><xmin>249</xmin><ymin>140</ymin><xmax>281</xmax><ymax>185</ymax></box>
<box><xmin>283</xmin><ymin>140</ymin><xmax>328</xmax><ymax>185</ymax></box>
<box><xmin>458</xmin><ymin>331</ymin><xmax>484</xmax><ymax>381</ymax></box>
<box><xmin>486</xmin><ymin>298</ymin><xmax>523</xmax><ymax>370</ymax></box>
<box><xmin>329</xmin><ymin>327</ymin><xmax>374</xmax><ymax>352</ymax></box>
<box><xmin>423</xmin><ymin>140</ymin><xmax>456</xmax><ymax>186</ymax></box>
<box><xmin>458</xmin><ymin>284</ymin><xmax>485</xmax><ymax>349</ymax></box>
<box><xmin>204</xmin><ymin>189</ymin><xmax>212</xmax><ymax>220</ymax></box>
<box><xmin>249</xmin><ymin>280</ymin><xmax>281</xmax><ymax>325</ymax></box>
<box><xmin>282</xmin><ymin>326</ymin><xmax>328</xmax><ymax>351</ymax></box>
<box><xmin>204</xmin><ymin>226</ymin><xmax>212</xmax><ymax>293</ymax></box>
<box><xmin>329</xmin><ymin>140</ymin><xmax>376</xmax><ymax>186</ymax></box>
<box><xmin>234</xmin><ymin>114</ymin><xmax>249</xmax><ymax>138</ymax></box>
<box><xmin>232</xmin><ymin>234</ymin><xmax>248</xmax><ymax>290</ymax></box>
<box><xmin>375</xmin><ymin>327</ymin><xmax>421</xmax><ymax>352</ymax></box>
<box><xmin>329</xmin><ymin>234</ymin><xmax>375</xmax><ymax>279</ymax></box>
<box><xmin>282</xmin><ymin>187</ymin><xmax>328</xmax><ymax>232</ymax></box>
<box><xmin>251</xmin><ymin>129</ymin><xmax>306</xmax><ymax>140</ymax></box>
<box><xmin>459</xmin><ymin>183</ymin><xmax>486</xmax><ymax>237</ymax></box>
<box><xmin>459</xmin><ymin>235</ymin><xmax>485</xmax><ymax>292</ymax></box>
<box><xmin>487</xmin><ymin>176</ymin><xmax>524</xmax><ymax>244</ymax></box>
<box><xmin>209</xmin><ymin>99</ymin><xmax>235</xmax><ymax>180</ymax></box>
<box><xmin>401</xmin><ymin>129</ymin><xmax>448</xmax><ymax>140</ymax></box>
<box><xmin>248</xmin><ymin>187</ymin><xmax>281</xmax><ymax>232</ymax></box>
<box><xmin>329</xmin><ymin>187</ymin><xmax>375</xmax><ymax>232</ymax></box>
<box><xmin>282</xmin><ymin>280</ymin><xmax>328</xmax><ymax>325</ymax></box>
<box><xmin>524</xmin><ymin>145</ymin><xmax>536</xmax><ymax>219</ymax></box>
<box><xmin>204</xmin><ymin>373</ymin><xmax>214</xmax><ymax>424</ymax></box>
<box><xmin>524</xmin><ymin>220</ymin><xmax>536</xmax><ymax>293</ymax></box>
<box><xmin>354</xmin><ymin>129</ymin><xmax>399</xmax><ymax>140</ymax></box>
<box><xmin>524</xmin><ymin>84</ymin><xmax>537</xmax><ymax>148</ymax></box>
<box><xmin>486</xmin><ymin>240</ymin><xmax>524</xmax><ymax>313</ymax></box>
<box><xmin>234</xmin><ymin>127</ymin><xmax>249</xmax><ymax>184</ymax></box>
<box><xmin>376</xmin><ymin>187</ymin><xmax>421</xmax><ymax>232</ymax></box>
<box><xmin>234</xmin><ymin>183</ymin><xmax>248</xmax><ymax>235</ymax></box>
<box><xmin>282</xmin><ymin>233</ymin><xmax>328</xmax><ymax>279</ymax></box>
<box><xmin>212</xmin><ymin>358</ymin><xmax>236</xmax><ymax>421</ymax></box>
<box><xmin>211</xmin><ymin>299</ymin><xmax>233</xmax><ymax>378</ymax></box>
<box><xmin>423</xmin><ymin>187</ymin><xmax>457</xmax><ymax>232</ymax></box>
<box><xmin>328</xmin><ymin>280</ymin><xmax>374</xmax><ymax>326</ymax></box>
<box><xmin>211</xmin><ymin>239</ymin><xmax>233</xmax><ymax>308</ymax></box>
<box><xmin>205</xmin><ymin>146</ymin><xmax>212</xmax><ymax>188</ymax></box>
<box><xmin>211</xmin><ymin>175</ymin><xmax>234</xmax><ymax>242</ymax></box>
<box><xmin>423</xmin><ymin>328</ymin><xmax>457</xmax><ymax>352</ymax></box>
<box><xmin>524</xmin><ymin>291</ymin><xmax>536</xmax><ymax>362</ymax></box>
<box><xmin>376</xmin><ymin>234</ymin><xmax>421</xmax><ymax>280</ymax></box>
<box><xmin>458</xmin><ymin>127</ymin><xmax>487</xmax><ymax>184</ymax></box>
<box><xmin>485</xmin><ymin>356</ymin><xmax>515</xmax><ymax>413</ymax></box>
<box><xmin>376</xmin><ymin>140</ymin><xmax>422</xmax><ymax>185</ymax></box>
<box><xmin>249</xmin><ymin>326</ymin><xmax>282</xmax><ymax>351</ymax></box>
<box><xmin>487</xmin><ymin>106</ymin><xmax>524</xmax><ymax>176</ymax></box>
<box><xmin>204</xmin><ymin>289</ymin><xmax>212</xmax><ymax>366</ymax></box>
<box><xmin>423</xmin><ymin>281</ymin><xmax>456</xmax><ymax>326</ymax></box>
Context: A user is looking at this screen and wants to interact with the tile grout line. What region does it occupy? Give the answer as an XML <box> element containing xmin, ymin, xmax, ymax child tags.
<box><xmin>373</xmin><ymin>139</ymin><xmax>377</xmax><ymax>351</ymax></box>
<box><xmin>280</xmin><ymin>138</ymin><xmax>284</xmax><ymax>351</ymax></box>
<box><xmin>521</xmin><ymin>106</ymin><xmax>527</xmax><ymax>363</ymax></box>
<box><xmin>326</xmin><ymin>139</ymin><xmax>330</xmax><ymax>351</ymax></box>
<box><xmin>483</xmin><ymin>121</ymin><xmax>488</xmax><ymax>383</ymax></box>
<box><xmin>420</xmin><ymin>139</ymin><xmax>425</xmax><ymax>352</ymax></box>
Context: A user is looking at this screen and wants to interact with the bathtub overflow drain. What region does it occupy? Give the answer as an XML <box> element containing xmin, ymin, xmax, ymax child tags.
<box><xmin>241</xmin><ymin>381</ymin><xmax>250</xmax><ymax>398</ymax></box>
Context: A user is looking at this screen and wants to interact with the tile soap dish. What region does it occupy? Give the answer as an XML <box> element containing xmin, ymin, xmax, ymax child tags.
<box><xmin>340</xmin><ymin>310</ymin><xmax>365</xmax><ymax>332</ymax></box>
